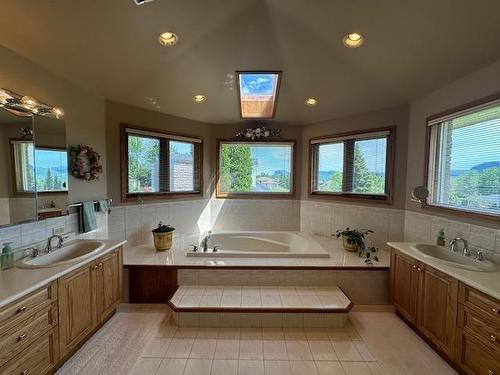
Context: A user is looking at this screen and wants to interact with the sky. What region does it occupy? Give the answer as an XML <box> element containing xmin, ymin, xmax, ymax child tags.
<box><xmin>35</xmin><ymin>149</ymin><xmax>67</xmax><ymax>170</ymax></box>
<box><xmin>240</xmin><ymin>73</ymin><xmax>278</xmax><ymax>96</ymax></box>
<box><xmin>251</xmin><ymin>145</ymin><xmax>291</xmax><ymax>175</ymax></box>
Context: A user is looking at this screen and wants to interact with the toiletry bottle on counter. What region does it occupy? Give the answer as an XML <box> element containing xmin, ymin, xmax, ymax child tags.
<box><xmin>1</xmin><ymin>242</ymin><xmax>14</xmax><ymax>270</ymax></box>
<box><xmin>437</xmin><ymin>229</ymin><xmax>446</xmax><ymax>247</ymax></box>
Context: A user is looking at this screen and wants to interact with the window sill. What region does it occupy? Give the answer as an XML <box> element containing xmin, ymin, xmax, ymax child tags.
<box><xmin>123</xmin><ymin>191</ymin><xmax>203</xmax><ymax>203</ymax></box>
<box><xmin>309</xmin><ymin>191</ymin><xmax>392</xmax><ymax>204</ymax></box>
<box><xmin>216</xmin><ymin>192</ymin><xmax>295</xmax><ymax>199</ymax></box>
<box><xmin>422</xmin><ymin>202</ymin><xmax>500</xmax><ymax>223</ymax></box>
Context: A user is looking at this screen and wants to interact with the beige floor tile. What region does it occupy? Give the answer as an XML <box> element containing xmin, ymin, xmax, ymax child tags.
<box><xmin>264</xmin><ymin>360</ymin><xmax>292</xmax><ymax>375</ymax></box>
<box><xmin>308</xmin><ymin>340</ymin><xmax>338</xmax><ymax>361</ymax></box>
<box><xmin>263</xmin><ymin>340</ymin><xmax>288</xmax><ymax>360</ymax></box>
<box><xmin>165</xmin><ymin>338</ymin><xmax>195</xmax><ymax>358</ymax></box>
<box><xmin>156</xmin><ymin>358</ymin><xmax>187</xmax><ymax>375</ymax></box>
<box><xmin>190</xmin><ymin>338</ymin><xmax>217</xmax><ymax>358</ymax></box>
<box><xmin>284</xmin><ymin>328</ymin><xmax>307</xmax><ymax>340</ymax></box>
<box><xmin>262</xmin><ymin>328</ymin><xmax>285</xmax><ymax>340</ymax></box>
<box><xmin>175</xmin><ymin>327</ymin><xmax>199</xmax><ymax>338</ymax></box>
<box><xmin>214</xmin><ymin>339</ymin><xmax>240</xmax><ymax>359</ymax></box>
<box><xmin>141</xmin><ymin>337</ymin><xmax>172</xmax><ymax>358</ymax></box>
<box><xmin>197</xmin><ymin>328</ymin><xmax>219</xmax><ymax>339</ymax></box>
<box><xmin>290</xmin><ymin>360</ymin><xmax>319</xmax><ymax>375</ymax></box>
<box><xmin>238</xmin><ymin>360</ymin><xmax>264</xmax><ymax>375</ymax></box>
<box><xmin>211</xmin><ymin>359</ymin><xmax>238</xmax><ymax>375</ymax></box>
<box><xmin>332</xmin><ymin>341</ymin><xmax>363</xmax><ymax>361</ymax></box>
<box><xmin>354</xmin><ymin>342</ymin><xmax>376</xmax><ymax>362</ymax></box>
<box><xmin>315</xmin><ymin>361</ymin><xmax>347</xmax><ymax>375</ymax></box>
<box><xmin>129</xmin><ymin>357</ymin><xmax>162</xmax><ymax>375</ymax></box>
<box><xmin>240</xmin><ymin>328</ymin><xmax>263</xmax><ymax>339</ymax></box>
<box><xmin>327</xmin><ymin>329</ymin><xmax>352</xmax><ymax>341</ymax></box>
<box><xmin>286</xmin><ymin>340</ymin><xmax>313</xmax><ymax>360</ymax></box>
<box><xmin>305</xmin><ymin>329</ymin><xmax>330</xmax><ymax>341</ymax></box>
<box><xmin>183</xmin><ymin>358</ymin><xmax>213</xmax><ymax>375</ymax></box>
<box><xmin>218</xmin><ymin>328</ymin><xmax>241</xmax><ymax>339</ymax></box>
<box><xmin>239</xmin><ymin>339</ymin><xmax>264</xmax><ymax>360</ymax></box>
<box><xmin>341</xmin><ymin>361</ymin><xmax>372</xmax><ymax>375</ymax></box>
<box><xmin>365</xmin><ymin>362</ymin><xmax>385</xmax><ymax>375</ymax></box>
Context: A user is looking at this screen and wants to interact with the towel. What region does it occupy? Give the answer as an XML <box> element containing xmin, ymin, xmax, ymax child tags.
<box><xmin>79</xmin><ymin>201</ymin><xmax>97</xmax><ymax>233</ymax></box>
<box><xmin>98</xmin><ymin>199</ymin><xmax>109</xmax><ymax>213</ymax></box>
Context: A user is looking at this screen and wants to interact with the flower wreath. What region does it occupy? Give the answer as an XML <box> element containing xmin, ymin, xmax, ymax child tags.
<box><xmin>235</xmin><ymin>126</ymin><xmax>281</xmax><ymax>141</ymax></box>
<box><xmin>69</xmin><ymin>145</ymin><xmax>103</xmax><ymax>181</ymax></box>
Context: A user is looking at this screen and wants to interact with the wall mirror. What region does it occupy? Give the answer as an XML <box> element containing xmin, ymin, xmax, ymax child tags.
<box><xmin>0</xmin><ymin>105</ymin><xmax>68</xmax><ymax>227</ymax></box>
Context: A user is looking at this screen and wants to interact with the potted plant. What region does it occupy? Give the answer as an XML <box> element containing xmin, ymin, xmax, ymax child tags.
<box><xmin>152</xmin><ymin>222</ymin><xmax>175</xmax><ymax>251</ymax></box>
<box><xmin>334</xmin><ymin>227</ymin><xmax>373</xmax><ymax>252</ymax></box>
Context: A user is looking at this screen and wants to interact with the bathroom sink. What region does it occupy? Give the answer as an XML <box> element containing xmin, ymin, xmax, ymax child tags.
<box><xmin>16</xmin><ymin>240</ymin><xmax>105</xmax><ymax>269</ymax></box>
<box><xmin>410</xmin><ymin>244</ymin><xmax>497</xmax><ymax>272</ymax></box>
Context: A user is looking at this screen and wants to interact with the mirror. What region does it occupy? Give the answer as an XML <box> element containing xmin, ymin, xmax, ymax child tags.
<box><xmin>411</xmin><ymin>185</ymin><xmax>430</xmax><ymax>203</ymax></box>
<box><xmin>0</xmin><ymin>106</ymin><xmax>68</xmax><ymax>227</ymax></box>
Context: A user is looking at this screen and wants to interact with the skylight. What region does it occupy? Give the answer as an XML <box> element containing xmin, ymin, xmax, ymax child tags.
<box><xmin>237</xmin><ymin>71</ymin><xmax>281</xmax><ymax>119</ymax></box>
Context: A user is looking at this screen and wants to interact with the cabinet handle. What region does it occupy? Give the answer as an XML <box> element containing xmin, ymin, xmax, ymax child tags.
<box><xmin>490</xmin><ymin>334</ymin><xmax>497</xmax><ymax>343</ymax></box>
<box><xmin>417</xmin><ymin>267</ymin><xmax>422</xmax><ymax>272</ymax></box>
<box><xmin>98</xmin><ymin>262</ymin><xmax>103</xmax><ymax>268</ymax></box>
<box><xmin>17</xmin><ymin>306</ymin><xmax>27</xmax><ymax>313</ymax></box>
<box><xmin>17</xmin><ymin>333</ymin><xmax>27</xmax><ymax>342</ymax></box>
<box><xmin>412</xmin><ymin>265</ymin><xmax>416</xmax><ymax>269</ymax></box>
<box><xmin>488</xmin><ymin>369</ymin><xmax>495</xmax><ymax>375</ymax></box>
<box><xmin>21</xmin><ymin>370</ymin><xmax>29</xmax><ymax>375</ymax></box>
<box><xmin>492</xmin><ymin>308</ymin><xmax>499</xmax><ymax>315</ymax></box>
<box><xmin>92</xmin><ymin>265</ymin><xmax>98</xmax><ymax>270</ymax></box>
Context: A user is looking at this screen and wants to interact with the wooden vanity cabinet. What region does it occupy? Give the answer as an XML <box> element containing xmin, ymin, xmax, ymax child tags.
<box><xmin>58</xmin><ymin>247</ymin><xmax>122</xmax><ymax>359</ymax></box>
<box><xmin>391</xmin><ymin>250</ymin><xmax>419</xmax><ymax>323</ymax></box>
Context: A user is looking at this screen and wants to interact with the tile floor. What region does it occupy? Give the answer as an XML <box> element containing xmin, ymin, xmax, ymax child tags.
<box><xmin>56</xmin><ymin>305</ymin><xmax>457</xmax><ymax>375</ymax></box>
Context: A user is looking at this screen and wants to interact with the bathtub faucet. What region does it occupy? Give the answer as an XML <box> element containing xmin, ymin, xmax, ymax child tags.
<box><xmin>200</xmin><ymin>231</ymin><xmax>212</xmax><ymax>252</ymax></box>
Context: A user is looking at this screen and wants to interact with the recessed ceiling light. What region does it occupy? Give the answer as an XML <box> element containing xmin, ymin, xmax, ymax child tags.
<box><xmin>193</xmin><ymin>95</ymin><xmax>206</xmax><ymax>104</ymax></box>
<box><xmin>343</xmin><ymin>32</ymin><xmax>364</xmax><ymax>48</ymax></box>
<box><xmin>305</xmin><ymin>98</ymin><xmax>318</xmax><ymax>107</ymax></box>
<box><xmin>158</xmin><ymin>32</ymin><xmax>178</xmax><ymax>46</ymax></box>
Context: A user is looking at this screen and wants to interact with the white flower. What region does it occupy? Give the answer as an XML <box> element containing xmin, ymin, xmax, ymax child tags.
<box><xmin>255</xmin><ymin>128</ymin><xmax>261</xmax><ymax>133</ymax></box>
<box><xmin>264</xmin><ymin>131</ymin><xmax>270</xmax><ymax>137</ymax></box>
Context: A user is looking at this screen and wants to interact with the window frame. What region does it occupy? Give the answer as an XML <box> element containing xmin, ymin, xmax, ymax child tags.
<box><xmin>423</xmin><ymin>92</ymin><xmax>500</xmax><ymax>221</ymax></box>
<box><xmin>308</xmin><ymin>126</ymin><xmax>395</xmax><ymax>204</ymax></box>
<box><xmin>215</xmin><ymin>138</ymin><xmax>296</xmax><ymax>199</ymax></box>
<box><xmin>120</xmin><ymin>124</ymin><xmax>203</xmax><ymax>203</ymax></box>
<box><xmin>33</xmin><ymin>145</ymin><xmax>69</xmax><ymax>195</ymax></box>
<box><xmin>236</xmin><ymin>71</ymin><xmax>282</xmax><ymax>120</ymax></box>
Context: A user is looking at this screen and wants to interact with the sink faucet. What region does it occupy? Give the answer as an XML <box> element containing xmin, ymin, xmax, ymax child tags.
<box><xmin>200</xmin><ymin>231</ymin><xmax>211</xmax><ymax>252</ymax></box>
<box><xmin>450</xmin><ymin>237</ymin><xmax>470</xmax><ymax>256</ymax></box>
<box><xmin>45</xmin><ymin>235</ymin><xmax>64</xmax><ymax>253</ymax></box>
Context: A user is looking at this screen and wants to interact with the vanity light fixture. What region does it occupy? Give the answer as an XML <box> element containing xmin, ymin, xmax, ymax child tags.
<box><xmin>343</xmin><ymin>32</ymin><xmax>364</xmax><ymax>48</ymax></box>
<box><xmin>0</xmin><ymin>89</ymin><xmax>13</xmax><ymax>104</ymax></box>
<box><xmin>158</xmin><ymin>32</ymin><xmax>179</xmax><ymax>47</ymax></box>
<box><xmin>21</xmin><ymin>95</ymin><xmax>38</xmax><ymax>109</ymax></box>
<box><xmin>305</xmin><ymin>98</ymin><xmax>318</xmax><ymax>107</ymax></box>
<box><xmin>0</xmin><ymin>88</ymin><xmax>64</xmax><ymax>119</ymax></box>
<box><xmin>193</xmin><ymin>95</ymin><xmax>206</xmax><ymax>104</ymax></box>
<box><xmin>52</xmin><ymin>107</ymin><xmax>65</xmax><ymax>119</ymax></box>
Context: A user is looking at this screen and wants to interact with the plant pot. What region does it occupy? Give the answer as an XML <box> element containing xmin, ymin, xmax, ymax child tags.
<box><xmin>153</xmin><ymin>231</ymin><xmax>173</xmax><ymax>251</ymax></box>
<box><xmin>342</xmin><ymin>236</ymin><xmax>358</xmax><ymax>252</ymax></box>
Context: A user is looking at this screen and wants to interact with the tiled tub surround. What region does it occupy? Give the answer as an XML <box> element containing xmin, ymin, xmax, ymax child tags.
<box><xmin>404</xmin><ymin>210</ymin><xmax>500</xmax><ymax>254</ymax></box>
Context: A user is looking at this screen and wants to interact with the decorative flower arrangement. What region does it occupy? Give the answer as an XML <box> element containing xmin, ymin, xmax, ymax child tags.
<box><xmin>70</xmin><ymin>145</ymin><xmax>102</xmax><ymax>181</ymax></box>
<box><xmin>235</xmin><ymin>126</ymin><xmax>281</xmax><ymax>141</ymax></box>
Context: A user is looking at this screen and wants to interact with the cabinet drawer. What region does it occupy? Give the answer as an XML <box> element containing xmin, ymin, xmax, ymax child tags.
<box><xmin>457</xmin><ymin>331</ymin><xmax>500</xmax><ymax>375</ymax></box>
<box><xmin>458</xmin><ymin>305</ymin><xmax>500</xmax><ymax>351</ymax></box>
<box><xmin>0</xmin><ymin>281</ymin><xmax>57</xmax><ymax>333</ymax></box>
<box><xmin>0</xmin><ymin>329</ymin><xmax>58</xmax><ymax>375</ymax></box>
<box><xmin>0</xmin><ymin>303</ymin><xmax>57</xmax><ymax>367</ymax></box>
<box><xmin>459</xmin><ymin>283</ymin><xmax>500</xmax><ymax>322</ymax></box>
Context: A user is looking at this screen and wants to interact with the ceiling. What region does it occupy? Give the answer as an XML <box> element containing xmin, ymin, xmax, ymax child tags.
<box><xmin>1</xmin><ymin>0</ymin><xmax>500</xmax><ymax>125</ymax></box>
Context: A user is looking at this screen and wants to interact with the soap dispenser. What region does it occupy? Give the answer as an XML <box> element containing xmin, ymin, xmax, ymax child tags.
<box><xmin>1</xmin><ymin>242</ymin><xmax>14</xmax><ymax>270</ymax></box>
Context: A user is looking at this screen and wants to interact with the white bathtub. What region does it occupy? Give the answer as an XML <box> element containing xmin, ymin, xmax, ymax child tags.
<box><xmin>186</xmin><ymin>231</ymin><xmax>330</xmax><ymax>258</ymax></box>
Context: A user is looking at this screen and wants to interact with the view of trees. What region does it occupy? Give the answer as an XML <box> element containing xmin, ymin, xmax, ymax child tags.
<box><xmin>128</xmin><ymin>135</ymin><xmax>159</xmax><ymax>192</ymax></box>
<box><xmin>448</xmin><ymin>167</ymin><xmax>500</xmax><ymax>209</ymax></box>
<box><xmin>37</xmin><ymin>168</ymin><xmax>66</xmax><ymax>191</ymax></box>
<box><xmin>220</xmin><ymin>145</ymin><xmax>253</xmax><ymax>192</ymax></box>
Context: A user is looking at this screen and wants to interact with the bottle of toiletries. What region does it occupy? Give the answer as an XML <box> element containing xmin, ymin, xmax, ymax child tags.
<box><xmin>437</xmin><ymin>229</ymin><xmax>446</xmax><ymax>247</ymax></box>
<box><xmin>1</xmin><ymin>242</ymin><xmax>14</xmax><ymax>270</ymax></box>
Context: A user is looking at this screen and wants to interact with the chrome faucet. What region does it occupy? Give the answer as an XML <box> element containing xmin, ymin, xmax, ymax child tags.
<box><xmin>45</xmin><ymin>235</ymin><xmax>64</xmax><ymax>253</ymax></box>
<box><xmin>200</xmin><ymin>231</ymin><xmax>212</xmax><ymax>252</ymax></box>
<box><xmin>450</xmin><ymin>237</ymin><xmax>470</xmax><ymax>256</ymax></box>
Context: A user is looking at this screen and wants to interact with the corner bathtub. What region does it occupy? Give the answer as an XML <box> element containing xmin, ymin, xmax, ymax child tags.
<box><xmin>186</xmin><ymin>231</ymin><xmax>330</xmax><ymax>258</ymax></box>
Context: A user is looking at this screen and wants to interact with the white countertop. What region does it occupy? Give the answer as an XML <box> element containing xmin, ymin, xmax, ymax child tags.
<box><xmin>388</xmin><ymin>242</ymin><xmax>500</xmax><ymax>301</ymax></box>
<box><xmin>0</xmin><ymin>239</ymin><xmax>126</xmax><ymax>310</ymax></box>
<box><xmin>123</xmin><ymin>233</ymin><xmax>390</xmax><ymax>269</ymax></box>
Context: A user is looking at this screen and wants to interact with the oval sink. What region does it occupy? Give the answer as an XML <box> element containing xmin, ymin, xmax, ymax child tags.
<box><xmin>410</xmin><ymin>244</ymin><xmax>497</xmax><ymax>272</ymax></box>
<box><xmin>16</xmin><ymin>240</ymin><xmax>105</xmax><ymax>269</ymax></box>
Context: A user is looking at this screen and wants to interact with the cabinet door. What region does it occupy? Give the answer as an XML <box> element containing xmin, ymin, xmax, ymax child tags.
<box><xmin>391</xmin><ymin>250</ymin><xmax>419</xmax><ymax>324</ymax></box>
<box><xmin>96</xmin><ymin>250</ymin><xmax>120</xmax><ymax>322</ymax></box>
<box><xmin>58</xmin><ymin>264</ymin><xmax>96</xmax><ymax>357</ymax></box>
<box><xmin>417</xmin><ymin>264</ymin><xmax>458</xmax><ymax>357</ymax></box>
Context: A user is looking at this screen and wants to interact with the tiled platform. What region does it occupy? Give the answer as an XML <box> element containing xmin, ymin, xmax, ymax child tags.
<box><xmin>169</xmin><ymin>286</ymin><xmax>352</xmax><ymax>328</ymax></box>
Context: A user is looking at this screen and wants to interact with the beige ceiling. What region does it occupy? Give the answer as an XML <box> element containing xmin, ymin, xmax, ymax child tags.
<box><xmin>1</xmin><ymin>0</ymin><xmax>500</xmax><ymax>125</ymax></box>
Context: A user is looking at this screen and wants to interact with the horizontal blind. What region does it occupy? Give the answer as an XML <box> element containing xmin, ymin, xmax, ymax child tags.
<box><xmin>428</xmin><ymin>99</ymin><xmax>500</xmax><ymax>127</ymax></box>
<box><xmin>125</xmin><ymin>127</ymin><xmax>202</xmax><ymax>143</ymax></box>
<box><xmin>310</xmin><ymin>129</ymin><xmax>390</xmax><ymax>145</ymax></box>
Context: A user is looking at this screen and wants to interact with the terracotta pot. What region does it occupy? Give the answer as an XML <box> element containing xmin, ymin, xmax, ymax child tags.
<box><xmin>153</xmin><ymin>231</ymin><xmax>173</xmax><ymax>251</ymax></box>
<box><xmin>342</xmin><ymin>236</ymin><xmax>358</xmax><ymax>252</ymax></box>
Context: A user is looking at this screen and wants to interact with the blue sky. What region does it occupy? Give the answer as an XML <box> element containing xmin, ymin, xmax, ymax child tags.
<box><xmin>35</xmin><ymin>149</ymin><xmax>67</xmax><ymax>169</ymax></box>
<box><xmin>240</xmin><ymin>73</ymin><xmax>277</xmax><ymax>96</ymax></box>
<box><xmin>251</xmin><ymin>145</ymin><xmax>291</xmax><ymax>174</ymax></box>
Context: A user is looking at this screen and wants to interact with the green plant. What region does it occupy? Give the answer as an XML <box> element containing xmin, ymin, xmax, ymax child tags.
<box><xmin>359</xmin><ymin>246</ymin><xmax>379</xmax><ymax>263</ymax></box>
<box><xmin>152</xmin><ymin>222</ymin><xmax>175</xmax><ymax>233</ymax></box>
<box><xmin>334</xmin><ymin>227</ymin><xmax>373</xmax><ymax>250</ymax></box>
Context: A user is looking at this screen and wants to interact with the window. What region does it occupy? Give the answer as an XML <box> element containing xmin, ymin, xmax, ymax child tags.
<box><xmin>426</xmin><ymin>98</ymin><xmax>500</xmax><ymax>217</ymax></box>
<box><xmin>12</xmin><ymin>140</ymin><xmax>35</xmax><ymax>193</ymax></box>
<box><xmin>217</xmin><ymin>141</ymin><xmax>294</xmax><ymax>197</ymax></box>
<box><xmin>310</xmin><ymin>127</ymin><xmax>394</xmax><ymax>202</ymax></box>
<box><xmin>121</xmin><ymin>126</ymin><xmax>202</xmax><ymax>201</ymax></box>
<box><xmin>236</xmin><ymin>71</ymin><xmax>281</xmax><ymax>119</ymax></box>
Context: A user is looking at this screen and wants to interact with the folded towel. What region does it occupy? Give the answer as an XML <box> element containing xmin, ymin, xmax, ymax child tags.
<box><xmin>79</xmin><ymin>201</ymin><xmax>97</xmax><ymax>233</ymax></box>
<box><xmin>98</xmin><ymin>199</ymin><xmax>109</xmax><ymax>213</ymax></box>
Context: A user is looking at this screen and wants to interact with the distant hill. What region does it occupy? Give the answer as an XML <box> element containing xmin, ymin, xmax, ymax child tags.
<box><xmin>471</xmin><ymin>161</ymin><xmax>500</xmax><ymax>172</ymax></box>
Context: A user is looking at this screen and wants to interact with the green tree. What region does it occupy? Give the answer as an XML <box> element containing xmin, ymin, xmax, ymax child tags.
<box><xmin>352</xmin><ymin>145</ymin><xmax>385</xmax><ymax>194</ymax></box>
<box><xmin>53</xmin><ymin>175</ymin><xmax>60</xmax><ymax>190</ymax></box>
<box><xmin>44</xmin><ymin>168</ymin><xmax>53</xmax><ymax>191</ymax></box>
<box><xmin>128</xmin><ymin>136</ymin><xmax>159</xmax><ymax>192</ymax></box>
<box><xmin>220</xmin><ymin>145</ymin><xmax>253</xmax><ymax>192</ymax></box>
<box><xmin>324</xmin><ymin>171</ymin><xmax>343</xmax><ymax>192</ymax></box>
